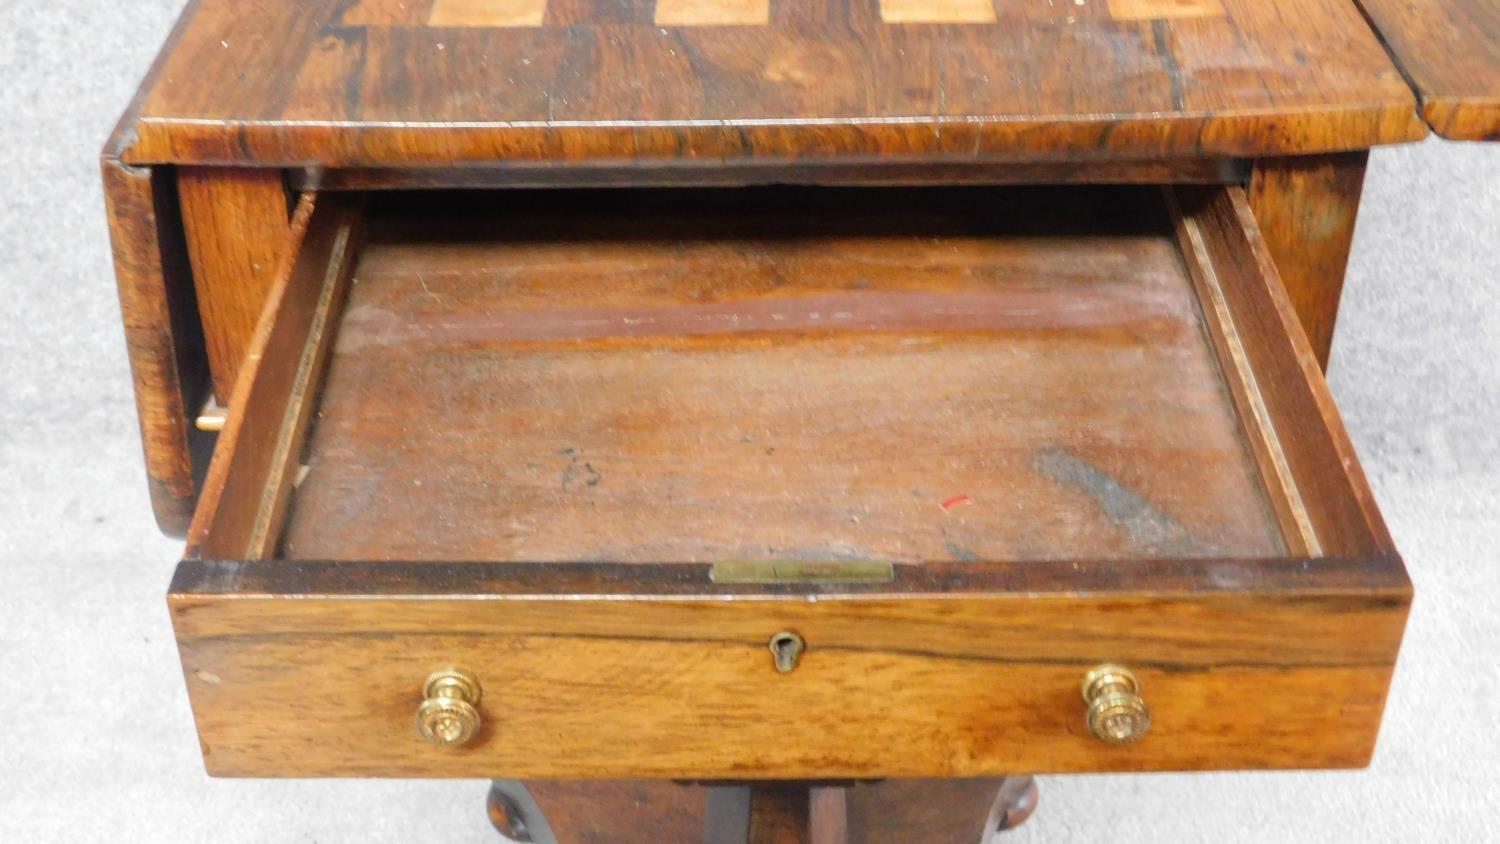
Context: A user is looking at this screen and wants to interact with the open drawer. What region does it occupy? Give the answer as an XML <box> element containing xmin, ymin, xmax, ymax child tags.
<box><xmin>170</xmin><ymin>185</ymin><xmax>1409</xmax><ymax>779</ymax></box>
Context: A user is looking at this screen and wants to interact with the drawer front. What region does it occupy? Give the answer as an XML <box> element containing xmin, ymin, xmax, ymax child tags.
<box><xmin>171</xmin><ymin>561</ymin><xmax>1407</xmax><ymax>778</ymax></box>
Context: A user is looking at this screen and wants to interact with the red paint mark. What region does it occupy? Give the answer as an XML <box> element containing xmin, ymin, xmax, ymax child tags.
<box><xmin>940</xmin><ymin>494</ymin><xmax>973</xmax><ymax>512</ymax></box>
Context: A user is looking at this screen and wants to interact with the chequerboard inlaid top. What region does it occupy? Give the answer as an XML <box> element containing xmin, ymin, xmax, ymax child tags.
<box><xmin>345</xmin><ymin>0</ymin><xmax>1225</xmax><ymax>27</ymax></box>
<box><xmin>121</xmin><ymin>0</ymin><xmax>1425</xmax><ymax>165</ymax></box>
<box><xmin>348</xmin><ymin>0</ymin><xmax>1228</xmax><ymax>27</ymax></box>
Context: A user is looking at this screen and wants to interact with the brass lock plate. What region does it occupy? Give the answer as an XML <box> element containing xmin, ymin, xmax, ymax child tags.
<box><xmin>710</xmin><ymin>559</ymin><xmax>894</xmax><ymax>584</ymax></box>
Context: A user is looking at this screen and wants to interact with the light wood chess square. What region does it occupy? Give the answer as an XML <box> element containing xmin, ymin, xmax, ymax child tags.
<box><xmin>1109</xmin><ymin>0</ymin><xmax>1225</xmax><ymax>21</ymax></box>
<box><xmin>429</xmin><ymin>0</ymin><xmax>549</xmax><ymax>27</ymax></box>
<box><xmin>654</xmin><ymin>0</ymin><xmax>772</xmax><ymax>26</ymax></box>
<box><xmin>880</xmin><ymin>0</ymin><xmax>997</xmax><ymax>23</ymax></box>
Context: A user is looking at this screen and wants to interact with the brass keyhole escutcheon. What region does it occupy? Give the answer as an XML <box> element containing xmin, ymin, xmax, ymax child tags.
<box><xmin>416</xmin><ymin>667</ymin><xmax>483</xmax><ymax>748</ymax></box>
<box><xmin>1081</xmin><ymin>664</ymin><xmax>1150</xmax><ymax>745</ymax></box>
<box><xmin>769</xmin><ymin>631</ymin><xmax>805</xmax><ymax>673</ymax></box>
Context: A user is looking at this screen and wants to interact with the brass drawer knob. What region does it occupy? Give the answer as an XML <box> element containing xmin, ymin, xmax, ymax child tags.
<box><xmin>1081</xmin><ymin>664</ymin><xmax>1150</xmax><ymax>744</ymax></box>
<box><xmin>416</xmin><ymin>668</ymin><xmax>483</xmax><ymax>748</ymax></box>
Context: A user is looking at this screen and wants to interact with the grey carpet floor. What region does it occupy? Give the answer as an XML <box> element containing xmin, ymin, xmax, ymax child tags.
<box><xmin>2</xmin><ymin>1</ymin><xmax>1497</xmax><ymax>840</ymax></box>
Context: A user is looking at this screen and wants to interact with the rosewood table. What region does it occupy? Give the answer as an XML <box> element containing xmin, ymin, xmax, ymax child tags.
<box><xmin>103</xmin><ymin>0</ymin><xmax>1500</xmax><ymax>840</ymax></box>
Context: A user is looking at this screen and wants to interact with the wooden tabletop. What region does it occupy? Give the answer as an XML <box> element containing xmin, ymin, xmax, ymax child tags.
<box><xmin>1357</xmin><ymin>0</ymin><xmax>1500</xmax><ymax>140</ymax></box>
<box><xmin>115</xmin><ymin>0</ymin><xmax>1433</xmax><ymax>166</ymax></box>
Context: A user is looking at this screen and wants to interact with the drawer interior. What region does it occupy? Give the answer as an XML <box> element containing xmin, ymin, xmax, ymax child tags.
<box><xmin>173</xmin><ymin>183</ymin><xmax>1408</xmax><ymax>780</ymax></box>
<box><xmin>188</xmin><ymin>185</ymin><xmax>1385</xmax><ymax>566</ymax></box>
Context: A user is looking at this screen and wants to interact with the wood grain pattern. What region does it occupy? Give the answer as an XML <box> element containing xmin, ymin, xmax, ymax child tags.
<box><xmin>166</xmin><ymin>185</ymin><xmax>1410</xmax><ymax>781</ymax></box>
<box><xmin>656</xmin><ymin>0</ymin><xmax>771</xmax><ymax>26</ymax></box>
<box><xmin>747</xmin><ymin>785</ymin><xmax>814</xmax><ymax>844</ymax></box>
<box><xmin>169</xmin><ymin>563</ymin><xmax>1408</xmax><ymax>778</ymax></box>
<box><xmin>879</xmin><ymin>0</ymin><xmax>996</xmax><ymax>24</ymax></box>
<box><xmin>1356</xmin><ymin>0</ymin><xmax>1500</xmax><ymax>139</ymax></box>
<box><xmin>488</xmin><ymin>777</ymin><xmax>1022</xmax><ymax>842</ymax></box>
<box><xmin>102</xmin><ymin>0</ymin><xmax>210</xmax><ymax>535</ymax></box>
<box><xmin>116</xmin><ymin>0</ymin><xmax>1426</xmax><ymax>166</ymax></box>
<box><xmin>186</xmin><ymin>195</ymin><xmax>364</xmax><ymax>560</ymax></box>
<box><xmin>1109</xmin><ymin>0</ymin><xmax>1224</xmax><ymax>20</ymax></box>
<box><xmin>341</xmin><ymin>0</ymin><xmax>437</xmax><ymax>26</ymax></box>
<box><xmin>738</xmin><ymin>785</ymin><xmax>849</xmax><ymax>843</ymax></box>
<box><xmin>291</xmin><ymin>159</ymin><xmax>1249</xmax><ymax>192</ymax></box>
<box><xmin>843</xmin><ymin>779</ymin><xmax>1008</xmax><ymax>844</ymax></box>
<box><xmin>807</xmin><ymin>788</ymin><xmax>848</xmax><ymax>844</ymax></box>
<box><xmin>1171</xmin><ymin>189</ymin><xmax>1318</xmax><ymax>557</ymax></box>
<box><xmin>280</xmin><ymin>188</ymin><xmax>1284</xmax><ymax>565</ymax></box>
<box><xmin>1175</xmin><ymin>186</ymin><xmax>1394</xmax><ymax>558</ymax></box>
<box><xmin>178</xmin><ymin>167</ymin><xmax>296</xmax><ymax>401</ymax></box>
<box><xmin>430</xmin><ymin>0</ymin><xmax>548</xmax><ymax>27</ymax></box>
<box><xmin>521</xmin><ymin>780</ymin><xmax>711</xmax><ymax>843</ymax></box>
<box><xmin>102</xmin><ymin>160</ymin><xmax>209</xmax><ymax>536</ymax></box>
<box><xmin>1248</xmin><ymin>153</ymin><xmax>1370</xmax><ymax>370</ymax></box>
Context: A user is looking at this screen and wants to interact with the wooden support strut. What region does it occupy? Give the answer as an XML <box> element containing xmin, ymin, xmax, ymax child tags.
<box><xmin>489</xmin><ymin>778</ymin><xmax>1040</xmax><ymax>842</ymax></box>
<box><xmin>1248</xmin><ymin>152</ymin><xmax>1371</xmax><ymax>370</ymax></box>
<box><xmin>178</xmin><ymin>166</ymin><xmax>296</xmax><ymax>402</ymax></box>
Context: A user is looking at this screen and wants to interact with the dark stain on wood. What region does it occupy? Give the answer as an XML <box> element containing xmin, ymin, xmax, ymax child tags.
<box><xmin>1033</xmin><ymin>446</ymin><xmax>1202</xmax><ymax>557</ymax></box>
